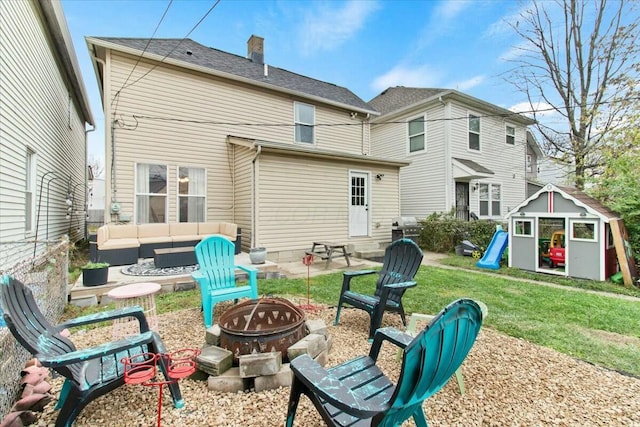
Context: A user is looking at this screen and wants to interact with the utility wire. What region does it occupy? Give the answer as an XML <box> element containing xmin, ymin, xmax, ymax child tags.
<box><xmin>112</xmin><ymin>0</ymin><xmax>174</xmax><ymax>111</ymax></box>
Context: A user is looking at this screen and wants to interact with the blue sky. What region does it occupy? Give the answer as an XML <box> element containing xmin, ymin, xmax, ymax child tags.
<box><xmin>61</xmin><ymin>0</ymin><xmax>534</xmax><ymax>165</ymax></box>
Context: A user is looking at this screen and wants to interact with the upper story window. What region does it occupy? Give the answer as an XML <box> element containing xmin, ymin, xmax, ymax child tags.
<box><xmin>136</xmin><ymin>163</ymin><xmax>167</xmax><ymax>224</ymax></box>
<box><xmin>178</xmin><ymin>166</ymin><xmax>206</xmax><ymax>222</ymax></box>
<box><xmin>25</xmin><ymin>148</ymin><xmax>36</xmax><ymax>233</ymax></box>
<box><xmin>479</xmin><ymin>183</ymin><xmax>501</xmax><ymax>217</ymax></box>
<box><xmin>468</xmin><ymin>114</ymin><xmax>480</xmax><ymax>151</ymax></box>
<box><xmin>408</xmin><ymin>115</ymin><xmax>426</xmax><ymax>153</ymax></box>
<box><xmin>294</xmin><ymin>102</ymin><xmax>314</xmax><ymax>144</ymax></box>
<box><xmin>526</xmin><ymin>154</ymin><xmax>533</xmax><ymax>173</ymax></box>
<box><xmin>506</xmin><ymin>125</ymin><xmax>515</xmax><ymax>145</ymax></box>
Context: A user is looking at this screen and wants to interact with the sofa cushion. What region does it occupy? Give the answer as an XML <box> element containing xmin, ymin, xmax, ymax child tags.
<box><xmin>101</xmin><ymin>239</ymin><xmax>140</xmax><ymax>250</ymax></box>
<box><xmin>197</xmin><ymin>222</ymin><xmax>220</xmax><ymax>235</ymax></box>
<box><xmin>220</xmin><ymin>222</ymin><xmax>237</xmax><ymax>239</ymax></box>
<box><xmin>107</xmin><ymin>224</ymin><xmax>139</xmax><ymax>240</ymax></box>
<box><xmin>138</xmin><ymin>223</ymin><xmax>170</xmax><ymax>238</ymax></box>
<box><xmin>170</xmin><ymin>223</ymin><xmax>199</xmax><ymax>243</ymax></box>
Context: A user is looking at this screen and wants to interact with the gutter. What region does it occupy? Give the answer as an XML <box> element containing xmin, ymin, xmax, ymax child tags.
<box><xmin>251</xmin><ymin>144</ymin><xmax>262</xmax><ymax>248</ymax></box>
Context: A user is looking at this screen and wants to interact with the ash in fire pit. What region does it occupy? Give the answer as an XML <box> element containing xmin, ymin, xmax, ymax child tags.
<box><xmin>218</xmin><ymin>297</ymin><xmax>306</xmax><ymax>364</ymax></box>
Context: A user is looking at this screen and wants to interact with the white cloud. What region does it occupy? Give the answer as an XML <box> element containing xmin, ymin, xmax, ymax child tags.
<box><xmin>371</xmin><ymin>65</ymin><xmax>443</xmax><ymax>93</ymax></box>
<box><xmin>451</xmin><ymin>75</ymin><xmax>486</xmax><ymax>91</ymax></box>
<box><xmin>484</xmin><ymin>1</ymin><xmax>533</xmax><ymax>38</ymax></box>
<box><xmin>433</xmin><ymin>0</ymin><xmax>472</xmax><ymax>21</ymax></box>
<box><xmin>510</xmin><ymin>101</ymin><xmax>556</xmax><ymax>118</ymax></box>
<box><xmin>299</xmin><ymin>1</ymin><xmax>380</xmax><ymax>54</ymax></box>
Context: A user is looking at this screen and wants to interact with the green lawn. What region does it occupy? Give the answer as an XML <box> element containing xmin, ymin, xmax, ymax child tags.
<box><xmin>258</xmin><ymin>266</ymin><xmax>640</xmax><ymax>378</ymax></box>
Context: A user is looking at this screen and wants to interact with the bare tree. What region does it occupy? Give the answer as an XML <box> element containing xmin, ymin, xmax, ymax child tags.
<box><xmin>507</xmin><ymin>0</ymin><xmax>639</xmax><ymax>189</ymax></box>
<box><xmin>88</xmin><ymin>155</ymin><xmax>105</xmax><ymax>179</ymax></box>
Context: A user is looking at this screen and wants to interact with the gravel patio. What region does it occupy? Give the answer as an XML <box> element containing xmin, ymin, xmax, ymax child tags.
<box><xmin>34</xmin><ymin>298</ymin><xmax>640</xmax><ymax>427</ymax></box>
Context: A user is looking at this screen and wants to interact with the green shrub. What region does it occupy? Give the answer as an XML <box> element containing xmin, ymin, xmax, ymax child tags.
<box><xmin>418</xmin><ymin>211</ymin><xmax>505</xmax><ymax>253</ymax></box>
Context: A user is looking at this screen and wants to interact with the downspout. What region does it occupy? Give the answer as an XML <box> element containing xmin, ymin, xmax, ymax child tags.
<box><xmin>84</xmin><ymin>124</ymin><xmax>96</xmax><ymax>239</ymax></box>
<box><xmin>251</xmin><ymin>144</ymin><xmax>262</xmax><ymax>247</ymax></box>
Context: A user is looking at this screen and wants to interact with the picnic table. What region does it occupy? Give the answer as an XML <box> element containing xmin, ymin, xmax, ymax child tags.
<box><xmin>306</xmin><ymin>241</ymin><xmax>351</xmax><ymax>268</ymax></box>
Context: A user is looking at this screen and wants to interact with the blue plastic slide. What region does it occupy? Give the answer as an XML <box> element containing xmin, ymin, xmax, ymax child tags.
<box><xmin>476</xmin><ymin>230</ymin><xmax>508</xmax><ymax>270</ymax></box>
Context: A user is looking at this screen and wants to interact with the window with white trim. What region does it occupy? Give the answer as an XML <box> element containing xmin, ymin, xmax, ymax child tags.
<box><xmin>468</xmin><ymin>114</ymin><xmax>480</xmax><ymax>150</ymax></box>
<box><xmin>571</xmin><ymin>220</ymin><xmax>597</xmax><ymax>242</ymax></box>
<box><xmin>506</xmin><ymin>125</ymin><xmax>515</xmax><ymax>145</ymax></box>
<box><xmin>294</xmin><ymin>102</ymin><xmax>314</xmax><ymax>143</ymax></box>
<box><xmin>479</xmin><ymin>183</ymin><xmax>501</xmax><ymax>216</ymax></box>
<box><xmin>526</xmin><ymin>154</ymin><xmax>533</xmax><ymax>173</ymax></box>
<box><xmin>25</xmin><ymin>148</ymin><xmax>36</xmax><ymax>233</ymax></box>
<box><xmin>514</xmin><ymin>219</ymin><xmax>533</xmax><ymax>236</ymax></box>
<box><xmin>178</xmin><ymin>166</ymin><xmax>206</xmax><ymax>222</ymax></box>
<box><xmin>136</xmin><ymin>163</ymin><xmax>167</xmax><ymax>223</ymax></box>
<box><xmin>408</xmin><ymin>115</ymin><xmax>425</xmax><ymax>153</ymax></box>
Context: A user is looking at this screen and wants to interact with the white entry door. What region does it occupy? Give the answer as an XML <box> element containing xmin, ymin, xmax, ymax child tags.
<box><xmin>349</xmin><ymin>171</ymin><xmax>369</xmax><ymax>236</ymax></box>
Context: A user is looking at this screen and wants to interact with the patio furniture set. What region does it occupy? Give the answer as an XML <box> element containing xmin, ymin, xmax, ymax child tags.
<box><xmin>1</xmin><ymin>237</ymin><xmax>485</xmax><ymax>426</ymax></box>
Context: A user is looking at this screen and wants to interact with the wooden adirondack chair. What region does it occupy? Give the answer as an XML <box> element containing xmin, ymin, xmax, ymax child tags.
<box><xmin>192</xmin><ymin>235</ymin><xmax>258</xmax><ymax>328</ymax></box>
<box><xmin>0</xmin><ymin>275</ymin><xmax>183</xmax><ymax>427</ymax></box>
<box><xmin>286</xmin><ymin>299</ymin><xmax>484</xmax><ymax>427</ymax></box>
<box><xmin>334</xmin><ymin>238</ymin><xmax>423</xmax><ymax>339</ymax></box>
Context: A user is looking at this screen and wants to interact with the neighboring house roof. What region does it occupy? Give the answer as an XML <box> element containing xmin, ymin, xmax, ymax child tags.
<box><xmin>452</xmin><ymin>158</ymin><xmax>494</xmax><ymax>175</ymax></box>
<box><xmin>86</xmin><ymin>37</ymin><xmax>377</xmax><ymax>115</ymax></box>
<box><xmin>368</xmin><ymin>86</ymin><xmax>536</xmax><ymax>125</ymax></box>
<box><xmin>38</xmin><ymin>0</ymin><xmax>94</xmax><ymax>125</ymax></box>
<box><xmin>227</xmin><ymin>135</ymin><xmax>409</xmax><ymax>168</ymax></box>
<box><xmin>508</xmin><ymin>183</ymin><xmax>620</xmax><ymax>222</ymax></box>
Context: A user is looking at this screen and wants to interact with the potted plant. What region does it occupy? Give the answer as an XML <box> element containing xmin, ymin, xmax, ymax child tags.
<box><xmin>249</xmin><ymin>247</ymin><xmax>267</xmax><ymax>264</ymax></box>
<box><xmin>81</xmin><ymin>262</ymin><xmax>110</xmax><ymax>287</ymax></box>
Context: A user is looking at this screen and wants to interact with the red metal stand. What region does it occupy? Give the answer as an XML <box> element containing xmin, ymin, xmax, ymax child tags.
<box><xmin>298</xmin><ymin>254</ymin><xmax>321</xmax><ymax>313</ymax></box>
<box><xmin>122</xmin><ymin>348</ymin><xmax>200</xmax><ymax>427</ymax></box>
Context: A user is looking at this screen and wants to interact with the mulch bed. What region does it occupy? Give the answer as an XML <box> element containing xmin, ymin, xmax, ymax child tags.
<box><xmin>35</xmin><ymin>300</ymin><xmax>640</xmax><ymax>426</ymax></box>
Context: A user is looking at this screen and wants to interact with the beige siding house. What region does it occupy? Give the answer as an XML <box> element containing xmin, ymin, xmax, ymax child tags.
<box><xmin>86</xmin><ymin>36</ymin><xmax>407</xmax><ymax>261</ymax></box>
<box><xmin>0</xmin><ymin>0</ymin><xmax>94</xmax><ymax>270</ymax></box>
<box><xmin>369</xmin><ymin>87</ymin><xmax>535</xmax><ymax>221</ymax></box>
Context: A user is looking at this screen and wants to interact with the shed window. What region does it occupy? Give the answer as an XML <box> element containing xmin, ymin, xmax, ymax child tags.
<box><xmin>514</xmin><ymin>219</ymin><xmax>532</xmax><ymax>237</ymax></box>
<box><xmin>571</xmin><ymin>221</ymin><xmax>597</xmax><ymax>242</ymax></box>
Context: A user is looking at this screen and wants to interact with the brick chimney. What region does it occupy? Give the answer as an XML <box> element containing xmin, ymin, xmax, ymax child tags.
<box><xmin>247</xmin><ymin>35</ymin><xmax>264</xmax><ymax>64</ymax></box>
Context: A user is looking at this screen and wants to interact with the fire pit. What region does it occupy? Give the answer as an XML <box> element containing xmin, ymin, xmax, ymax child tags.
<box><xmin>218</xmin><ymin>297</ymin><xmax>306</xmax><ymax>363</ymax></box>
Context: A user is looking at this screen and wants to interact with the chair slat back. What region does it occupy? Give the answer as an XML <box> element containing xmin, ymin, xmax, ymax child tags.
<box><xmin>375</xmin><ymin>239</ymin><xmax>423</xmax><ymax>304</ymax></box>
<box><xmin>1</xmin><ymin>276</ymin><xmax>79</xmax><ymax>379</ymax></box>
<box><xmin>388</xmin><ymin>299</ymin><xmax>483</xmax><ymax>421</ymax></box>
<box><xmin>194</xmin><ymin>236</ymin><xmax>236</xmax><ymax>291</ymax></box>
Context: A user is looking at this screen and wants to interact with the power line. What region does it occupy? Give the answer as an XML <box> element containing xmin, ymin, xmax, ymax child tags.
<box><xmin>112</xmin><ymin>0</ymin><xmax>174</xmax><ymax>111</ymax></box>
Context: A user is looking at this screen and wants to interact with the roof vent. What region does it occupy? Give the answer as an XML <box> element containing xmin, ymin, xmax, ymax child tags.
<box><xmin>186</xmin><ymin>50</ymin><xmax>193</xmax><ymax>56</ymax></box>
<box><xmin>247</xmin><ymin>35</ymin><xmax>264</xmax><ymax>64</ymax></box>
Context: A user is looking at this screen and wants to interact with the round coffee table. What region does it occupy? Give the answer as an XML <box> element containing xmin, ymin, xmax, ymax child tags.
<box><xmin>107</xmin><ymin>282</ymin><xmax>161</xmax><ymax>339</ymax></box>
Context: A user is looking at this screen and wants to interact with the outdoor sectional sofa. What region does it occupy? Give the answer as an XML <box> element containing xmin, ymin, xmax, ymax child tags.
<box><xmin>90</xmin><ymin>222</ymin><xmax>241</xmax><ymax>266</ymax></box>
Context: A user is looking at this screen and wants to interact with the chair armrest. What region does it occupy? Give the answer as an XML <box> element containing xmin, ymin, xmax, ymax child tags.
<box><xmin>343</xmin><ymin>269</ymin><xmax>377</xmax><ymax>278</ymax></box>
<box><xmin>340</xmin><ymin>270</ymin><xmax>378</xmax><ymax>295</ymax></box>
<box><xmin>369</xmin><ymin>327</ymin><xmax>413</xmax><ymax>361</ymax></box>
<box><xmin>383</xmin><ymin>281</ymin><xmax>417</xmax><ymax>291</ymax></box>
<box><xmin>58</xmin><ymin>306</ymin><xmax>150</xmax><ymax>333</ymax></box>
<box><xmin>37</xmin><ymin>331</ymin><xmax>157</xmax><ymax>367</ymax></box>
<box><xmin>191</xmin><ymin>270</ymin><xmax>206</xmax><ymax>282</ymax></box>
<box><xmin>236</xmin><ymin>264</ymin><xmax>257</xmax><ymax>275</ymax></box>
<box><xmin>290</xmin><ymin>354</ymin><xmax>388</xmax><ymax>419</ymax></box>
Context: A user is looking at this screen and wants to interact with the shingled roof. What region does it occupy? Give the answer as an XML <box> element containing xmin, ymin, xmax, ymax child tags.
<box><xmin>89</xmin><ymin>37</ymin><xmax>376</xmax><ymax>113</ymax></box>
<box><xmin>368</xmin><ymin>87</ymin><xmax>447</xmax><ymax>115</ymax></box>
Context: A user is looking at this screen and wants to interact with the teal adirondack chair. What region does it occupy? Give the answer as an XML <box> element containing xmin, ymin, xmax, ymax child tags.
<box><xmin>192</xmin><ymin>235</ymin><xmax>258</xmax><ymax>328</ymax></box>
<box><xmin>286</xmin><ymin>299</ymin><xmax>484</xmax><ymax>427</ymax></box>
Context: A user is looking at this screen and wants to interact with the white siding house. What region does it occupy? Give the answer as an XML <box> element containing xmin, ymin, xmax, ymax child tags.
<box><xmin>86</xmin><ymin>36</ymin><xmax>407</xmax><ymax>261</ymax></box>
<box><xmin>0</xmin><ymin>0</ymin><xmax>94</xmax><ymax>270</ymax></box>
<box><xmin>369</xmin><ymin>87</ymin><xmax>535</xmax><ymax>221</ymax></box>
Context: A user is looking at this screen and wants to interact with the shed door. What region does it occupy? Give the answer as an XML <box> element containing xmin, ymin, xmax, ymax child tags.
<box><xmin>349</xmin><ymin>172</ymin><xmax>369</xmax><ymax>236</ymax></box>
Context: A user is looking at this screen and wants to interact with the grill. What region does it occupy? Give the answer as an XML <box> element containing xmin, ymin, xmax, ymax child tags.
<box><xmin>218</xmin><ymin>297</ymin><xmax>307</xmax><ymax>364</ymax></box>
<box><xmin>392</xmin><ymin>216</ymin><xmax>421</xmax><ymax>244</ymax></box>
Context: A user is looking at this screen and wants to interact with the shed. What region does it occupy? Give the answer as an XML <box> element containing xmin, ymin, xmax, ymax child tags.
<box><xmin>506</xmin><ymin>183</ymin><xmax>622</xmax><ymax>281</ymax></box>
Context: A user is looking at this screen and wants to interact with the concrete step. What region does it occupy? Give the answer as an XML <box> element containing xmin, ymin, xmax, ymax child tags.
<box><xmin>353</xmin><ymin>248</ymin><xmax>386</xmax><ymax>262</ymax></box>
